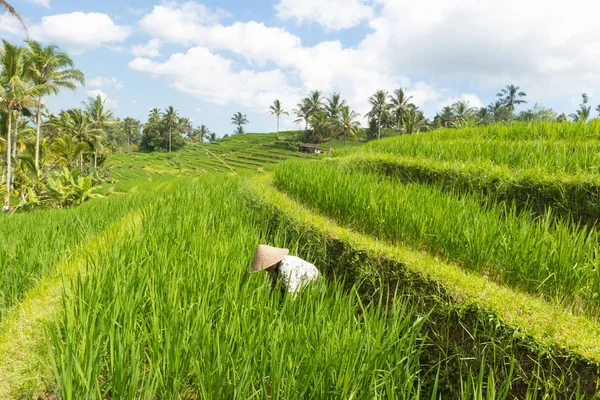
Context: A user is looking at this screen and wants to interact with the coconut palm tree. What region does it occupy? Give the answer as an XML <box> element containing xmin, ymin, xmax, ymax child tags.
<box><xmin>121</xmin><ymin>117</ymin><xmax>141</xmax><ymax>152</ymax></box>
<box><xmin>83</xmin><ymin>94</ymin><xmax>114</xmax><ymax>166</ymax></box>
<box><xmin>0</xmin><ymin>40</ymin><xmax>49</xmax><ymax>204</ymax></box>
<box><xmin>365</xmin><ymin>90</ymin><xmax>391</xmax><ymax>140</ymax></box>
<box><xmin>61</xmin><ymin>109</ymin><xmax>104</xmax><ymax>171</ymax></box>
<box><xmin>389</xmin><ymin>88</ymin><xmax>413</xmax><ymax>131</ymax></box>
<box><xmin>306</xmin><ymin>90</ymin><xmax>324</xmax><ymax>116</ymax></box>
<box><xmin>231</xmin><ymin>111</ymin><xmax>248</xmax><ymax>134</ymax></box>
<box><xmin>570</xmin><ymin>93</ymin><xmax>591</xmax><ymax>122</ymax></box>
<box><xmin>268</xmin><ymin>99</ymin><xmax>289</xmax><ymax>139</ymax></box>
<box><xmin>293</xmin><ymin>99</ymin><xmax>312</xmax><ymax>131</ymax></box>
<box><xmin>476</xmin><ymin>107</ymin><xmax>494</xmax><ymax>124</ymax></box>
<box><xmin>336</xmin><ymin>106</ymin><xmax>360</xmax><ymax>147</ymax></box>
<box><xmin>325</xmin><ymin>93</ymin><xmax>346</xmax><ymax>121</ymax></box>
<box><xmin>452</xmin><ymin>101</ymin><xmax>476</xmax><ymax>120</ymax></box>
<box><xmin>403</xmin><ymin>107</ymin><xmax>428</xmax><ymax>134</ymax></box>
<box><xmin>163</xmin><ymin>106</ymin><xmax>179</xmax><ymax>151</ymax></box>
<box><xmin>27</xmin><ymin>41</ymin><xmax>84</xmax><ymax>172</ymax></box>
<box><xmin>193</xmin><ymin>124</ymin><xmax>210</xmax><ymax>142</ymax></box>
<box><xmin>596</xmin><ymin>104</ymin><xmax>600</xmax><ymax>117</ymax></box>
<box><xmin>179</xmin><ymin>117</ymin><xmax>193</xmax><ymax>140</ymax></box>
<box><xmin>0</xmin><ymin>1</ymin><xmax>26</xmax><ymax>33</ymax></box>
<box><xmin>497</xmin><ymin>84</ymin><xmax>527</xmax><ymax>113</ymax></box>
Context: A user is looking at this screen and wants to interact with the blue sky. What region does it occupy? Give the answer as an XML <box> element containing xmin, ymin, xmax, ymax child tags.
<box><xmin>2</xmin><ymin>0</ymin><xmax>599</xmax><ymax>136</ymax></box>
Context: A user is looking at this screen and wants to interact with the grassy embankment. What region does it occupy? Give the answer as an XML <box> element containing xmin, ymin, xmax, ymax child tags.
<box><xmin>3</xmin><ymin>126</ymin><xmax>600</xmax><ymax>398</ymax></box>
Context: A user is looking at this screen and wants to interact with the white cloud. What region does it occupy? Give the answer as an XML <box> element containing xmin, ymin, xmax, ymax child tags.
<box><xmin>0</xmin><ymin>13</ymin><xmax>27</xmax><ymax>36</ymax></box>
<box><xmin>87</xmin><ymin>89</ymin><xmax>118</xmax><ymax>110</ymax></box>
<box><xmin>88</xmin><ymin>76</ymin><xmax>124</xmax><ymax>90</ymax></box>
<box><xmin>26</xmin><ymin>0</ymin><xmax>50</xmax><ymax>8</ymax></box>
<box><xmin>132</xmin><ymin>99</ymin><xmax>137</xmax><ymax>104</ymax></box>
<box><xmin>366</xmin><ymin>0</ymin><xmax>600</xmax><ymax>100</ymax></box>
<box><xmin>132</xmin><ymin>0</ymin><xmax>600</xmax><ymax>120</ymax></box>
<box><xmin>129</xmin><ymin>47</ymin><xmax>301</xmax><ymax>113</ymax></box>
<box><xmin>131</xmin><ymin>38</ymin><xmax>162</xmax><ymax>57</ymax></box>
<box><xmin>275</xmin><ymin>0</ymin><xmax>373</xmax><ymax>31</ymax></box>
<box><xmin>20</xmin><ymin>12</ymin><xmax>131</xmax><ymax>53</ymax></box>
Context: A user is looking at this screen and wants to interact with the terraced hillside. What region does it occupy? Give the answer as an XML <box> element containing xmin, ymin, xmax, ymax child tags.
<box><xmin>3</xmin><ymin>122</ymin><xmax>600</xmax><ymax>398</ymax></box>
<box><xmin>108</xmin><ymin>133</ymin><xmax>320</xmax><ymax>180</ymax></box>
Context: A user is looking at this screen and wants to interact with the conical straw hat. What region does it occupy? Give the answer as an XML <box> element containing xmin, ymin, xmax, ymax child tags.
<box><xmin>250</xmin><ymin>245</ymin><xmax>289</xmax><ymax>273</ymax></box>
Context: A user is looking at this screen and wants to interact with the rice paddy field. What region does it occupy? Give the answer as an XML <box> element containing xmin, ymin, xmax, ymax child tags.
<box><xmin>2</xmin><ymin>123</ymin><xmax>600</xmax><ymax>398</ymax></box>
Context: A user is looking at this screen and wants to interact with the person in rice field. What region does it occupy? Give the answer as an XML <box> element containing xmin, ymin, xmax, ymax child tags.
<box><xmin>250</xmin><ymin>244</ymin><xmax>320</xmax><ymax>296</ymax></box>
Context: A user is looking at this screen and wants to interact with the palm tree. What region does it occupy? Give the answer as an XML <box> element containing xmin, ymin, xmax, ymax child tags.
<box><xmin>231</xmin><ymin>111</ymin><xmax>248</xmax><ymax>134</ymax></box>
<box><xmin>570</xmin><ymin>93</ymin><xmax>591</xmax><ymax>122</ymax></box>
<box><xmin>0</xmin><ymin>40</ymin><xmax>49</xmax><ymax>204</ymax></box>
<box><xmin>336</xmin><ymin>106</ymin><xmax>360</xmax><ymax>147</ymax></box>
<box><xmin>596</xmin><ymin>104</ymin><xmax>600</xmax><ymax>118</ymax></box>
<box><xmin>389</xmin><ymin>88</ymin><xmax>413</xmax><ymax>131</ymax></box>
<box><xmin>306</xmin><ymin>90</ymin><xmax>324</xmax><ymax>116</ymax></box>
<box><xmin>61</xmin><ymin>109</ymin><xmax>103</xmax><ymax>171</ymax></box>
<box><xmin>452</xmin><ymin>100</ymin><xmax>476</xmax><ymax>120</ymax></box>
<box><xmin>163</xmin><ymin>106</ymin><xmax>179</xmax><ymax>152</ymax></box>
<box><xmin>27</xmin><ymin>41</ymin><xmax>84</xmax><ymax>172</ymax></box>
<box><xmin>0</xmin><ymin>1</ymin><xmax>26</xmax><ymax>33</ymax></box>
<box><xmin>268</xmin><ymin>99</ymin><xmax>289</xmax><ymax>139</ymax></box>
<box><xmin>293</xmin><ymin>99</ymin><xmax>312</xmax><ymax>131</ymax></box>
<box><xmin>403</xmin><ymin>107</ymin><xmax>428</xmax><ymax>134</ymax></box>
<box><xmin>179</xmin><ymin>117</ymin><xmax>193</xmax><ymax>140</ymax></box>
<box><xmin>194</xmin><ymin>125</ymin><xmax>210</xmax><ymax>142</ymax></box>
<box><xmin>497</xmin><ymin>84</ymin><xmax>527</xmax><ymax>113</ymax></box>
<box><xmin>121</xmin><ymin>117</ymin><xmax>141</xmax><ymax>152</ymax></box>
<box><xmin>365</xmin><ymin>90</ymin><xmax>391</xmax><ymax>140</ymax></box>
<box><xmin>476</xmin><ymin>107</ymin><xmax>494</xmax><ymax>124</ymax></box>
<box><xmin>83</xmin><ymin>94</ymin><xmax>114</xmax><ymax>166</ymax></box>
<box><xmin>325</xmin><ymin>93</ymin><xmax>346</xmax><ymax>121</ymax></box>
<box><xmin>307</xmin><ymin>111</ymin><xmax>331</xmax><ymax>143</ymax></box>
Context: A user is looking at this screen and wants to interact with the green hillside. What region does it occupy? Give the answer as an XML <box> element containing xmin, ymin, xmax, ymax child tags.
<box><xmin>3</xmin><ymin>123</ymin><xmax>600</xmax><ymax>398</ymax></box>
<box><xmin>108</xmin><ymin>133</ymin><xmax>325</xmax><ymax>179</ymax></box>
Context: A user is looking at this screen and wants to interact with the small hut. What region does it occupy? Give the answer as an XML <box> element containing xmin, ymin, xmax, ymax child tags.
<box><xmin>299</xmin><ymin>143</ymin><xmax>321</xmax><ymax>154</ymax></box>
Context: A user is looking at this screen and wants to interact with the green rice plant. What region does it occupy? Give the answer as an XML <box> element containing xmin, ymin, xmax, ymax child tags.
<box><xmin>356</xmin><ymin>136</ymin><xmax>600</xmax><ymax>174</ymax></box>
<box><xmin>0</xmin><ymin>187</ymin><xmax>153</xmax><ymax>322</ymax></box>
<box><xmin>331</xmin><ymin>154</ymin><xmax>600</xmax><ymax>226</ymax></box>
<box><xmin>273</xmin><ymin>161</ymin><xmax>600</xmax><ymax>315</ymax></box>
<box><xmin>48</xmin><ymin>176</ymin><xmax>428</xmax><ymax>399</ymax></box>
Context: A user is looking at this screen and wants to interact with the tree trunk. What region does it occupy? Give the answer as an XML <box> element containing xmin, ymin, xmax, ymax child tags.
<box><xmin>276</xmin><ymin>116</ymin><xmax>280</xmax><ymax>140</ymax></box>
<box><xmin>35</xmin><ymin>97</ymin><xmax>41</xmax><ymax>174</ymax></box>
<box><xmin>94</xmin><ymin>151</ymin><xmax>97</xmax><ymax>168</ymax></box>
<box><xmin>344</xmin><ymin>132</ymin><xmax>347</xmax><ymax>147</ymax></box>
<box><xmin>127</xmin><ymin>130</ymin><xmax>130</xmax><ymax>153</ymax></box>
<box><xmin>5</xmin><ymin>110</ymin><xmax>12</xmax><ymax>206</ymax></box>
<box><xmin>377</xmin><ymin>111</ymin><xmax>382</xmax><ymax>140</ymax></box>
<box><xmin>169</xmin><ymin>129</ymin><xmax>172</xmax><ymax>152</ymax></box>
<box><xmin>12</xmin><ymin>112</ymin><xmax>18</xmax><ymax>160</ymax></box>
<box><xmin>80</xmin><ymin>153</ymin><xmax>83</xmax><ymax>173</ymax></box>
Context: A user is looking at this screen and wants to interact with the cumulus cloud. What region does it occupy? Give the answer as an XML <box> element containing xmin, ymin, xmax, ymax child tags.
<box><xmin>275</xmin><ymin>0</ymin><xmax>373</xmax><ymax>31</ymax></box>
<box><xmin>366</xmin><ymin>0</ymin><xmax>600</xmax><ymax>99</ymax></box>
<box><xmin>87</xmin><ymin>89</ymin><xmax>118</xmax><ymax>110</ymax></box>
<box><xmin>0</xmin><ymin>12</ymin><xmax>132</xmax><ymax>53</ymax></box>
<box><xmin>88</xmin><ymin>76</ymin><xmax>124</xmax><ymax>90</ymax></box>
<box><xmin>132</xmin><ymin>0</ymin><xmax>598</xmax><ymax>119</ymax></box>
<box><xmin>131</xmin><ymin>38</ymin><xmax>162</xmax><ymax>57</ymax></box>
<box><xmin>129</xmin><ymin>47</ymin><xmax>301</xmax><ymax>112</ymax></box>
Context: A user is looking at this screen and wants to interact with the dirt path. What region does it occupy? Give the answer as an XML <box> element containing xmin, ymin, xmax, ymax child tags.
<box><xmin>0</xmin><ymin>212</ymin><xmax>142</xmax><ymax>399</ymax></box>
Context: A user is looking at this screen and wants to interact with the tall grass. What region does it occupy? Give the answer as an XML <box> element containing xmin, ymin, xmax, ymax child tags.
<box><xmin>274</xmin><ymin>161</ymin><xmax>600</xmax><ymax>314</ymax></box>
<box><xmin>48</xmin><ymin>177</ymin><xmax>428</xmax><ymax>399</ymax></box>
<box><xmin>0</xmin><ymin>190</ymin><xmax>150</xmax><ymax>322</ymax></box>
<box><xmin>331</xmin><ymin>154</ymin><xmax>600</xmax><ymax>225</ymax></box>
<box><xmin>358</xmin><ymin>137</ymin><xmax>600</xmax><ymax>174</ymax></box>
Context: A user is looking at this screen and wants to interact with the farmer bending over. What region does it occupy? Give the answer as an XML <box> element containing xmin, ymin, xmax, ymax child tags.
<box><xmin>250</xmin><ymin>244</ymin><xmax>320</xmax><ymax>296</ymax></box>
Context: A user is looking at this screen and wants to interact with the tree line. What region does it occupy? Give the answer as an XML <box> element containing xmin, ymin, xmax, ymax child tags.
<box><xmin>260</xmin><ymin>85</ymin><xmax>600</xmax><ymax>145</ymax></box>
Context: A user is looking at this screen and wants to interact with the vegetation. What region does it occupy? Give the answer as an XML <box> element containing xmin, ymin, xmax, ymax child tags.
<box><xmin>231</xmin><ymin>111</ymin><xmax>249</xmax><ymax>134</ymax></box>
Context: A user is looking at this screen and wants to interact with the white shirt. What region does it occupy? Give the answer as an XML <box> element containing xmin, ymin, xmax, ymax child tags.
<box><xmin>270</xmin><ymin>255</ymin><xmax>320</xmax><ymax>295</ymax></box>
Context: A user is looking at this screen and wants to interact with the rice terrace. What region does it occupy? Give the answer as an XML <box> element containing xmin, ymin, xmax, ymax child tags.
<box><xmin>1</xmin><ymin>0</ymin><xmax>600</xmax><ymax>399</ymax></box>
